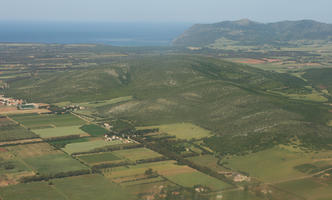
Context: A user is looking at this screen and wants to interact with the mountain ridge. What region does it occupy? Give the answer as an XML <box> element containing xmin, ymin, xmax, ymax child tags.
<box><xmin>173</xmin><ymin>19</ymin><xmax>332</xmax><ymax>47</ymax></box>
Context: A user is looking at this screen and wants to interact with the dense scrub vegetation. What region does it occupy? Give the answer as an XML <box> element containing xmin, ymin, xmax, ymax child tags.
<box><xmin>3</xmin><ymin>54</ymin><xmax>332</xmax><ymax>153</ymax></box>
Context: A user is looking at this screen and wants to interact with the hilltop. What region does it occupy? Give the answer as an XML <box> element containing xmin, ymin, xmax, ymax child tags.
<box><xmin>173</xmin><ymin>19</ymin><xmax>332</xmax><ymax>47</ymax></box>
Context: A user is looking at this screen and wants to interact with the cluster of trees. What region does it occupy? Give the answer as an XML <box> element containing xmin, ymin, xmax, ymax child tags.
<box><xmin>20</xmin><ymin>169</ymin><xmax>91</xmax><ymax>183</ymax></box>
<box><xmin>44</xmin><ymin>135</ymin><xmax>80</xmax><ymax>142</ymax></box>
<box><xmin>91</xmin><ymin>161</ymin><xmax>130</xmax><ymax>172</ymax></box>
<box><xmin>134</xmin><ymin>128</ymin><xmax>159</xmax><ymax>136</ymax></box>
<box><xmin>136</xmin><ymin>156</ymin><xmax>168</xmax><ymax>164</ymax></box>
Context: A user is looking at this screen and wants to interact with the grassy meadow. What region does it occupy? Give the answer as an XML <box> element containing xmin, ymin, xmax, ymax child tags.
<box><xmin>62</xmin><ymin>139</ymin><xmax>123</xmax><ymax>154</ymax></box>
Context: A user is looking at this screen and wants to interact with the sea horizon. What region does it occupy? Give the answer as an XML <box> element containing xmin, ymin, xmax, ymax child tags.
<box><xmin>0</xmin><ymin>21</ymin><xmax>191</xmax><ymax>46</ymax></box>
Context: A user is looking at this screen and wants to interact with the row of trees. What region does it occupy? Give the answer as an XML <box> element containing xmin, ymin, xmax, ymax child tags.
<box><xmin>20</xmin><ymin>169</ymin><xmax>91</xmax><ymax>183</ymax></box>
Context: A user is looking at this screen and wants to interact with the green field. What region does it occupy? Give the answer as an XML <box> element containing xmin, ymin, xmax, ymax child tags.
<box><xmin>77</xmin><ymin>151</ymin><xmax>122</xmax><ymax>165</ymax></box>
<box><xmin>79</xmin><ymin>124</ymin><xmax>108</xmax><ymax>137</ymax></box>
<box><xmin>112</xmin><ymin>147</ymin><xmax>163</xmax><ymax>162</ymax></box>
<box><xmin>32</xmin><ymin>126</ymin><xmax>88</xmax><ymax>138</ymax></box>
<box><xmin>10</xmin><ymin>113</ymin><xmax>85</xmax><ymax>129</ymax></box>
<box><xmin>137</xmin><ymin>123</ymin><xmax>212</xmax><ymax>140</ymax></box>
<box><xmin>0</xmin><ymin>125</ymin><xmax>38</xmax><ymax>142</ymax></box>
<box><xmin>62</xmin><ymin>139</ymin><xmax>124</xmax><ymax>154</ymax></box>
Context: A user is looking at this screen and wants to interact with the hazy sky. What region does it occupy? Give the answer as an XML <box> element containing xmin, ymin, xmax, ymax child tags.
<box><xmin>1</xmin><ymin>0</ymin><xmax>332</xmax><ymax>23</ymax></box>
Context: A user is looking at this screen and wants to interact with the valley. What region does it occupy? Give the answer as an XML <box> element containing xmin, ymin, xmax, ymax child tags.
<box><xmin>1</xmin><ymin>21</ymin><xmax>332</xmax><ymax>199</ymax></box>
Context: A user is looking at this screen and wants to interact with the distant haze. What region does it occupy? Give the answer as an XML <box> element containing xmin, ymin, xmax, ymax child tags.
<box><xmin>0</xmin><ymin>0</ymin><xmax>332</xmax><ymax>23</ymax></box>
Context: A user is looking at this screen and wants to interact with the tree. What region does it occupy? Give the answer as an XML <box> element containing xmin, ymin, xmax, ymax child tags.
<box><xmin>145</xmin><ymin>168</ymin><xmax>154</xmax><ymax>176</ymax></box>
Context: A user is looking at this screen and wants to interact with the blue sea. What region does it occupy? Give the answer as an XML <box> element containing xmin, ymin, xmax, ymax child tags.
<box><xmin>0</xmin><ymin>21</ymin><xmax>191</xmax><ymax>46</ymax></box>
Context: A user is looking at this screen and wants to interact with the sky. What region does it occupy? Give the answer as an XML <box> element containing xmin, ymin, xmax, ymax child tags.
<box><xmin>0</xmin><ymin>0</ymin><xmax>332</xmax><ymax>23</ymax></box>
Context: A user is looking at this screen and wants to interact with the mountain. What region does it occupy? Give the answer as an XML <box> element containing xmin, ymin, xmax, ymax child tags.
<box><xmin>173</xmin><ymin>19</ymin><xmax>332</xmax><ymax>47</ymax></box>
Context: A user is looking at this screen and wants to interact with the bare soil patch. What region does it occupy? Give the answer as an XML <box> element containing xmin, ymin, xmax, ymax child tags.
<box><xmin>234</xmin><ymin>59</ymin><xmax>265</xmax><ymax>64</ymax></box>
